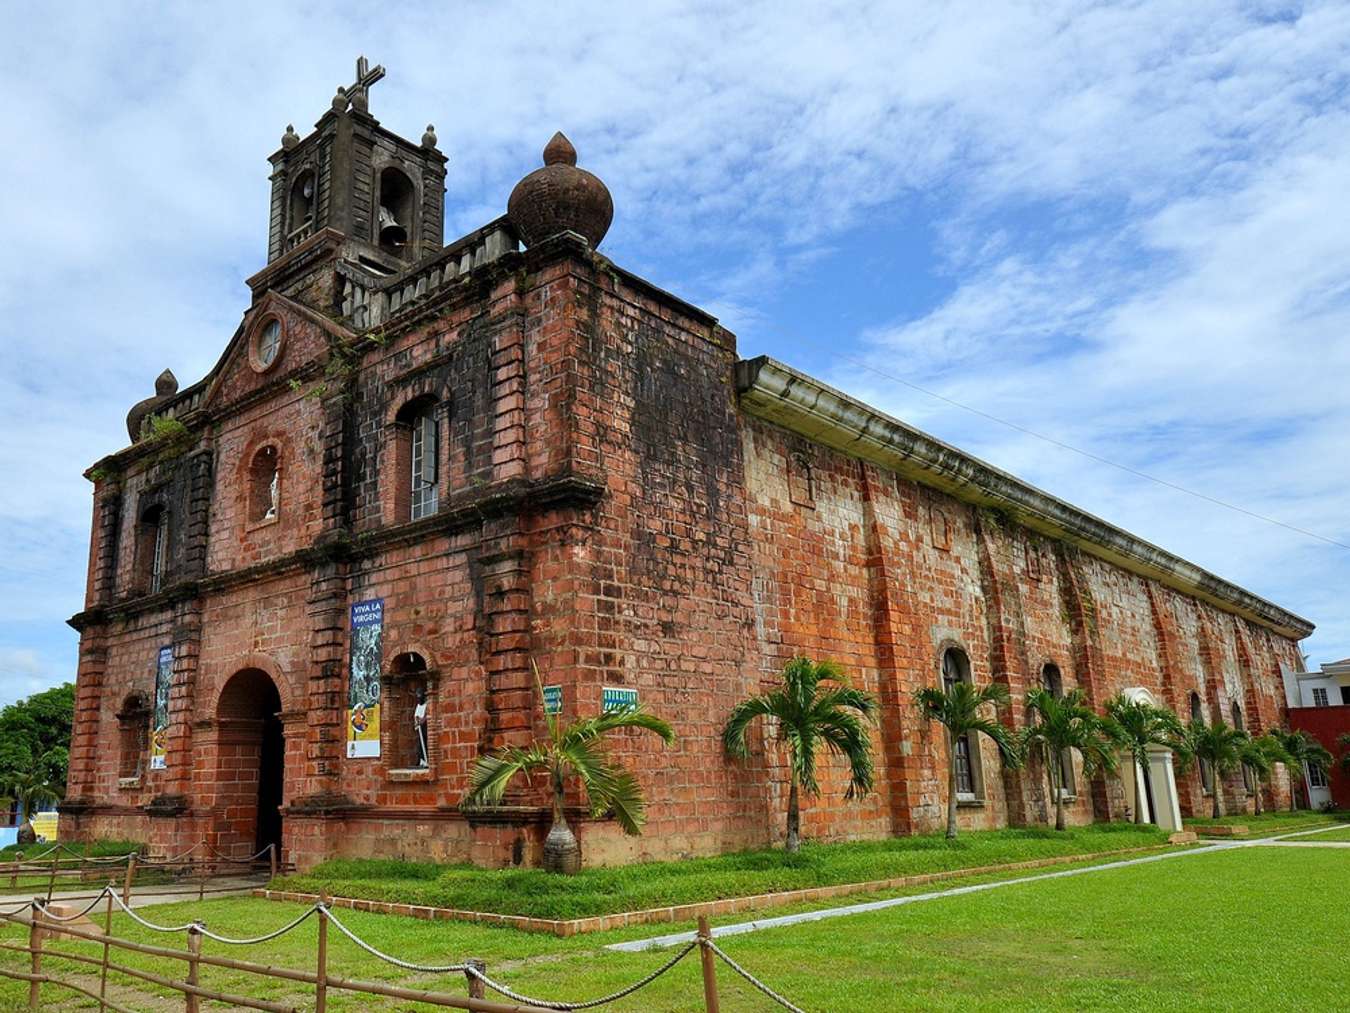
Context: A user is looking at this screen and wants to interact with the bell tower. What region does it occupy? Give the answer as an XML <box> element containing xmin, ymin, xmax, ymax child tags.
<box><xmin>265</xmin><ymin>57</ymin><xmax>447</xmax><ymax>269</ymax></box>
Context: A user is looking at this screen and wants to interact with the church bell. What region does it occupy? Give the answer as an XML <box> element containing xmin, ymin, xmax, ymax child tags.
<box><xmin>378</xmin><ymin>205</ymin><xmax>407</xmax><ymax>246</ymax></box>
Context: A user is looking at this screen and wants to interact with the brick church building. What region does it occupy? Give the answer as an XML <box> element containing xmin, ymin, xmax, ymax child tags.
<box><xmin>63</xmin><ymin>62</ymin><xmax>1315</xmax><ymax>870</ymax></box>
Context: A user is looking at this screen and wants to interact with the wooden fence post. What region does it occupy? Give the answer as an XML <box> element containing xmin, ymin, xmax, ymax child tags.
<box><xmin>8</xmin><ymin>852</ymin><xmax>19</xmax><ymax>889</ymax></box>
<box><xmin>697</xmin><ymin>915</ymin><xmax>720</xmax><ymax>1013</ymax></box>
<box><xmin>186</xmin><ymin>923</ymin><xmax>203</xmax><ymax>1013</ymax></box>
<box><xmin>99</xmin><ymin>887</ymin><xmax>113</xmax><ymax>1012</ymax></box>
<box><xmin>269</xmin><ymin>842</ymin><xmax>278</xmax><ymax>880</ymax></box>
<box><xmin>122</xmin><ymin>854</ymin><xmax>137</xmax><ymax>907</ymax></box>
<box><xmin>465</xmin><ymin>958</ymin><xmax>486</xmax><ymax>999</ymax></box>
<box><xmin>315</xmin><ymin>897</ymin><xmax>329</xmax><ymax>1013</ymax></box>
<box><xmin>46</xmin><ymin>855</ymin><xmax>58</xmax><ymax>902</ymax></box>
<box><xmin>28</xmin><ymin>899</ymin><xmax>43</xmax><ymax>1011</ymax></box>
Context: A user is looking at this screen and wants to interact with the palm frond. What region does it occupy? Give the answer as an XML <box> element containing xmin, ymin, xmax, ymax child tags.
<box><xmin>590</xmin><ymin>765</ymin><xmax>647</xmax><ymax>836</ymax></box>
<box><xmin>723</xmin><ymin>693</ymin><xmax>783</xmax><ymax>759</ymax></box>
<box><xmin>460</xmin><ymin>746</ymin><xmax>546</xmax><ymax>808</ymax></box>
<box><xmin>562</xmin><ymin>706</ymin><xmax>676</xmax><ymax>749</ymax></box>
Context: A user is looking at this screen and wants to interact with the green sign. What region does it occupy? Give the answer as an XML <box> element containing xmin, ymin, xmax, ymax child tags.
<box><xmin>542</xmin><ymin>685</ymin><xmax>563</xmax><ymax>715</ymax></box>
<box><xmin>602</xmin><ymin>686</ymin><xmax>639</xmax><ymax>712</ymax></box>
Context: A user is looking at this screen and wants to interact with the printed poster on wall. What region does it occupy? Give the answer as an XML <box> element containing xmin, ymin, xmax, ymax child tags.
<box><xmin>150</xmin><ymin>646</ymin><xmax>172</xmax><ymax>770</ymax></box>
<box><xmin>347</xmin><ymin>598</ymin><xmax>384</xmax><ymax>758</ymax></box>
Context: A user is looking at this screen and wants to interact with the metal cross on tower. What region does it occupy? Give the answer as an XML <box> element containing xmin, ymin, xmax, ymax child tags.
<box><xmin>346</xmin><ymin>55</ymin><xmax>385</xmax><ymax>108</ymax></box>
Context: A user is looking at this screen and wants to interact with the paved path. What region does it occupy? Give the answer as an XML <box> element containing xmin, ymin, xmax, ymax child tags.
<box><xmin>0</xmin><ymin>876</ymin><xmax>263</xmax><ymax>915</ymax></box>
<box><xmin>609</xmin><ymin>824</ymin><xmax>1350</xmax><ymax>952</ymax></box>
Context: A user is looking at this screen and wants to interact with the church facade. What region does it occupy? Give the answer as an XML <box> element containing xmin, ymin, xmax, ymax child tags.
<box><xmin>63</xmin><ymin>64</ymin><xmax>1315</xmax><ymax>871</ymax></box>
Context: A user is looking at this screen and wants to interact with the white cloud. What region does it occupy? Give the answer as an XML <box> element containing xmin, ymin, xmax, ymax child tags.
<box><xmin>1</xmin><ymin>0</ymin><xmax>1347</xmax><ymax>699</ymax></box>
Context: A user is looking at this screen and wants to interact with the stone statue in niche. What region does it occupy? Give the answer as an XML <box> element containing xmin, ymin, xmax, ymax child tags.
<box><xmin>265</xmin><ymin>468</ymin><xmax>279</xmax><ymax>519</ymax></box>
<box><xmin>414</xmin><ymin>685</ymin><xmax>428</xmax><ymax>767</ymax></box>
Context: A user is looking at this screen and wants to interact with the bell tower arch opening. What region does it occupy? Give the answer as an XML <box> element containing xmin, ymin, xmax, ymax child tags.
<box><xmin>215</xmin><ymin>668</ymin><xmax>285</xmax><ymax>860</ymax></box>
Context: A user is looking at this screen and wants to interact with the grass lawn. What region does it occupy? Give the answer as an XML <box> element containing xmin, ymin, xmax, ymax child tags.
<box><xmin>0</xmin><ymin>845</ymin><xmax>1343</xmax><ymax>1010</ymax></box>
<box><xmin>0</xmin><ymin>839</ymin><xmax>140</xmax><ymax>863</ymax></box>
<box><xmin>1183</xmin><ymin>810</ymin><xmax>1348</xmax><ymax>838</ymax></box>
<box><xmin>1298</xmin><ymin>825</ymin><xmax>1350</xmax><ymax>842</ymax></box>
<box><xmin>272</xmin><ymin>823</ymin><xmax>1171</xmax><ymax>920</ymax></box>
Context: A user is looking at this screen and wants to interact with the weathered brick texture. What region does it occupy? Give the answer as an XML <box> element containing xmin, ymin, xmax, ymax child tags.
<box><xmin>63</xmin><ymin>180</ymin><xmax>1312</xmax><ymax>869</ymax></box>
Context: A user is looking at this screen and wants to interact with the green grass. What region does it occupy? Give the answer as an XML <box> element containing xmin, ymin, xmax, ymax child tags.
<box><xmin>1301</xmin><ymin>826</ymin><xmax>1350</xmax><ymax>842</ymax></box>
<box><xmin>1183</xmin><ymin>810</ymin><xmax>1348</xmax><ymax>838</ymax></box>
<box><xmin>273</xmin><ymin>824</ymin><xmax>1171</xmax><ymax>921</ymax></box>
<box><xmin>0</xmin><ymin>845</ymin><xmax>1343</xmax><ymax>1010</ymax></box>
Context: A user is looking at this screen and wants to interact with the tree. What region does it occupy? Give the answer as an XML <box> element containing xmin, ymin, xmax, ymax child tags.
<box><xmin>1271</xmin><ymin>728</ymin><xmax>1334</xmax><ymax>812</ymax></box>
<box><xmin>1176</xmin><ymin>719</ymin><xmax>1247</xmax><ymax>819</ymax></box>
<box><xmin>1021</xmin><ymin>688</ymin><xmax>1117</xmax><ymax>831</ymax></box>
<box><xmin>460</xmin><ymin>676</ymin><xmax>675</xmax><ymax>874</ymax></box>
<box><xmin>1339</xmin><ymin>732</ymin><xmax>1350</xmax><ymax>775</ymax></box>
<box><xmin>1103</xmin><ymin>695</ymin><xmax>1183</xmax><ymax>825</ymax></box>
<box><xmin>1237</xmin><ymin>733</ymin><xmax>1289</xmax><ymax>816</ymax></box>
<box><xmin>0</xmin><ymin>684</ymin><xmax>74</xmax><ymax>796</ymax></box>
<box><xmin>916</xmin><ymin>680</ymin><xmax>1021</xmax><ymax>840</ymax></box>
<box><xmin>724</xmin><ymin>657</ymin><xmax>877</xmax><ymax>854</ymax></box>
<box><xmin>1</xmin><ymin>765</ymin><xmax>63</xmax><ymax>845</ymax></box>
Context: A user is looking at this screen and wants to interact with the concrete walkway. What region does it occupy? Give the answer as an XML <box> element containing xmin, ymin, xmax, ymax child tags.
<box><xmin>609</xmin><ymin>824</ymin><xmax>1350</xmax><ymax>952</ymax></box>
<box><xmin>0</xmin><ymin>876</ymin><xmax>264</xmax><ymax>915</ymax></box>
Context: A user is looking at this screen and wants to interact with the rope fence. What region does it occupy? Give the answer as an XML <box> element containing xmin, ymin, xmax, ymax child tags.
<box><xmin>0</xmin><ymin>888</ymin><xmax>811</xmax><ymax>1011</ymax></box>
<box><xmin>1</xmin><ymin>839</ymin><xmax>287</xmax><ymax>905</ymax></box>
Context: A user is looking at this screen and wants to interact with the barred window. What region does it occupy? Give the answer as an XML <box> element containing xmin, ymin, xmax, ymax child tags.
<box><xmin>410</xmin><ymin>408</ymin><xmax>439</xmax><ymax>520</ymax></box>
<box><xmin>1308</xmin><ymin>763</ymin><xmax>1328</xmax><ymax>789</ymax></box>
<box><xmin>942</xmin><ymin>647</ymin><xmax>980</xmax><ymax>799</ymax></box>
<box><xmin>1312</xmin><ymin>688</ymin><xmax>1329</xmax><ymax>707</ymax></box>
<box><xmin>137</xmin><ymin>505</ymin><xmax>168</xmax><ymax>594</ymax></box>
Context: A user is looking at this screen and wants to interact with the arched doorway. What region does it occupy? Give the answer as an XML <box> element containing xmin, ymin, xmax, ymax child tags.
<box><xmin>1119</xmin><ymin>687</ymin><xmax>1183</xmax><ymax>831</ymax></box>
<box><xmin>215</xmin><ymin>669</ymin><xmax>284</xmax><ymax>860</ymax></box>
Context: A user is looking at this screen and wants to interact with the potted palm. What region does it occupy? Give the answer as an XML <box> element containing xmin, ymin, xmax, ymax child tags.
<box><xmin>1103</xmin><ymin>694</ymin><xmax>1183</xmax><ymax>825</ymax></box>
<box><xmin>723</xmin><ymin>657</ymin><xmax>877</xmax><ymax>854</ymax></box>
<box><xmin>916</xmin><ymin>680</ymin><xmax>1021</xmax><ymax>839</ymax></box>
<box><xmin>460</xmin><ymin>675</ymin><xmax>674</xmax><ymax>874</ymax></box>
<box><xmin>1022</xmin><ymin>688</ymin><xmax>1117</xmax><ymax>831</ymax></box>
<box><xmin>2</xmin><ymin>768</ymin><xmax>62</xmax><ymax>846</ymax></box>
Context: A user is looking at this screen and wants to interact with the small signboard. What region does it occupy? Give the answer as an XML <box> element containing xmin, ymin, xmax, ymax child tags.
<box><xmin>542</xmin><ymin>685</ymin><xmax>563</xmax><ymax>715</ymax></box>
<box><xmin>602</xmin><ymin>686</ymin><xmax>639</xmax><ymax>712</ymax></box>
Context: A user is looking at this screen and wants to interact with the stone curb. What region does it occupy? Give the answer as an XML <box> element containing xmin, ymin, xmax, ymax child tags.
<box><xmin>252</xmin><ymin>840</ymin><xmax>1188</xmax><ymax>937</ymax></box>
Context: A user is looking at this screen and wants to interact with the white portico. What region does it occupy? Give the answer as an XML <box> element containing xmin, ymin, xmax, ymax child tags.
<box><xmin>1118</xmin><ymin>687</ymin><xmax>1184</xmax><ymax>831</ymax></box>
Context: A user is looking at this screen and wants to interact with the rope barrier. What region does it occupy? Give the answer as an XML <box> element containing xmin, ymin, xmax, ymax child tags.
<box><xmin>197</xmin><ymin>905</ymin><xmax>318</xmax><ymax>946</ymax></box>
<box><xmin>706</xmin><ymin>940</ymin><xmax>807</xmax><ymax>1013</ymax></box>
<box><xmin>30</xmin><ymin>889</ymin><xmax>115</xmax><ymax>922</ymax></box>
<box><xmin>467</xmin><ymin>940</ymin><xmax>699</xmax><ymax>1011</ymax></box>
<box><xmin>324</xmin><ymin>906</ymin><xmax>472</xmax><ymax>973</ymax></box>
<box><xmin>20</xmin><ymin>881</ymin><xmax>811</xmax><ymax>1013</ymax></box>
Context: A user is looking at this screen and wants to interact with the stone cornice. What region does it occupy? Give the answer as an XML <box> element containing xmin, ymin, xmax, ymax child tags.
<box><xmin>736</xmin><ymin>355</ymin><xmax>1314</xmax><ymax>640</ymax></box>
<box><xmin>67</xmin><ymin>473</ymin><xmax>605</xmax><ymax>632</ymax></box>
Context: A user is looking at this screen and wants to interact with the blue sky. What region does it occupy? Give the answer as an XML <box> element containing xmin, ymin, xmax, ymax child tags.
<box><xmin>1</xmin><ymin>1</ymin><xmax>1347</xmax><ymax>706</ymax></box>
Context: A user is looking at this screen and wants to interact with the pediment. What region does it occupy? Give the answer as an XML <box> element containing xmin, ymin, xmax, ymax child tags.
<box><xmin>200</xmin><ymin>291</ymin><xmax>357</xmax><ymax>414</ymax></box>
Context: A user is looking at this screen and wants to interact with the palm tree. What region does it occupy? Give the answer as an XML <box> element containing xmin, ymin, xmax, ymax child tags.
<box><xmin>460</xmin><ymin>676</ymin><xmax>675</xmax><ymax>874</ymax></box>
<box><xmin>916</xmin><ymin>680</ymin><xmax>1021</xmax><ymax>840</ymax></box>
<box><xmin>1271</xmin><ymin>728</ymin><xmax>1333</xmax><ymax>812</ymax></box>
<box><xmin>1237</xmin><ymin>733</ymin><xmax>1289</xmax><ymax>816</ymax></box>
<box><xmin>2</xmin><ymin>766</ymin><xmax>62</xmax><ymax>845</ymax></box>
<box><xmin>1176</xmin><ymin>719</ymin><xmax>1247</xmax><ymax>819</ymax></box>
<box><xmin>1103</xmin><ymin>695</ymin><xmax>1183</xmax><ymax>825</ymax></box>
<box><xmin>1339</xmin><ymin>732</ymin><xmax>1350</xmax><ymax>775</ymax></box>
<box><xmin>1021</xmin><ymin>688</ymin><xmax>1117</xmax><ymax>831</ymax></box>
<box><xmin>724</xmin><ymin>657</ymin><xmax>877</xmax><ymax>854</ymax></box>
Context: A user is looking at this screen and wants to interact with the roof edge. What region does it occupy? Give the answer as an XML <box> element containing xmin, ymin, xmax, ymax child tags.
<box><xmin>736</xmin><ymin>355</ymin><xmax>1315</xmax><ymax>640</ymax></box>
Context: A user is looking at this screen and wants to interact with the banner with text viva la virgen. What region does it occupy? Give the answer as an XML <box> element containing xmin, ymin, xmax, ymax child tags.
<box><xmin>347</xmin><ymin>599</ymin><xmax>384</xmax><ymax>758</ymax></box>
<box><xmin>149</xmin><ymin>646</ymin><xmax>172</xmax><ymax>770</ymax></box>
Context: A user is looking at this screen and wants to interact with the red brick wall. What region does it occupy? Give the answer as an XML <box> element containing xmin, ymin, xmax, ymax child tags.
<box><xmin>64</xmin><ymin>239</ymin><xmax>1309</xmax><ymax>867</ymax></box>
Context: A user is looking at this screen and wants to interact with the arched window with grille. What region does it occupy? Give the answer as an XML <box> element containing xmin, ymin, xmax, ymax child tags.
<box><xmin>116</xmin><ymin>693</ymin><xmax>150</xmax><ymax>781</ymax></box>
<box><xmin>942</xmin><ymin>647</ymin><xmax>982</xmax><ymax>800</ymax></box>
<box><xmin>136</xmin><ymin>505</ymin><xmax>168</xmax><ymax>594</ymax></box>
<box><xmin>393</xmin><ymin>397</ymin><xmax>441</xmax><ymax>522</ymax></box>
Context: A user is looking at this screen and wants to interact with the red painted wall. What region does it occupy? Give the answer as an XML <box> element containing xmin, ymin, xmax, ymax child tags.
<box><xmin>1288</xmin><ymin>706</ymin><xmax>1350</xmax><ymax>808</ymax></box>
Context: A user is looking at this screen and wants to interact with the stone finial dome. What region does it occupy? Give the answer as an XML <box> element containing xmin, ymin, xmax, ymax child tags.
<box><xmin>126</xmin><ymin>369</ymin><xmax>179</xmax><ymax>442</ymax></box>
<box><xmin>281</xmin><ymin>124</ymin><xmax>300</xmax><ymax>150</ymax></box>
<box><xmin>506</xmin><ymin>132</ymin><xmax>613</xmax><ymax>249</ymax></box>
